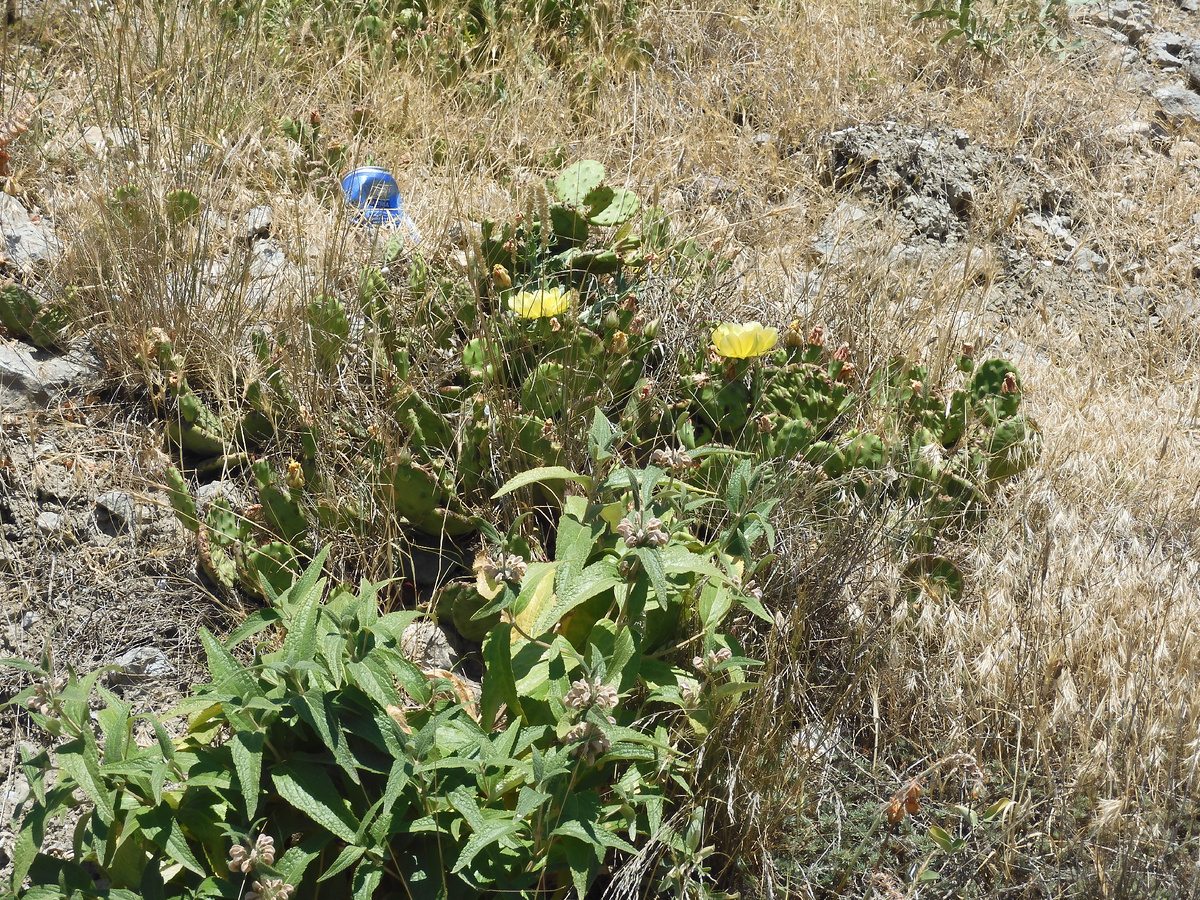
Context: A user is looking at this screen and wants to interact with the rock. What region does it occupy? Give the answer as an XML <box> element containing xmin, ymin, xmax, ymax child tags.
<box><xmin>812</xmin><ymin>202</ymin><xmax>873</xmax><ymax>261</ymax></box>
<box><xmin>244</xmin><ymin>238</ymin><xmax>301</xmax><ymax>309</ymax></box>
<box><xmin>0</xmin><ymin>194</ymin><xmax>62</xmax><ymax>274</ymax></box>
<box><xmin>1025</xmin><ymin>212</ymin><xmax>1080</xmax><ymax>249</ymax></box>
<box><xmin>401</xmin><ymin>620</ymin><xmax>456</xmax><ymax>671</ymax></box>
<box><xmin>1087</xmin><ymin>0</ymin><xmax>1154</xmax><ymax>42</ymax></box>
<box><xmin>0</xmin><ymin>340</ymin><xmax>101</xmax><ymax>411</ymax></box>
<box><xmin>1154</xmin><ymin>84</ymin><xmax>1200</xmax><ymax>123</ymax></box>
<box><xmin>948</xmin><ymin>247</ymin><xmax>995</xmax><ymax>283</ymax></box>
<box><xmin>687</xmin><ymin>174</ymin><xmax>742</xmax><ymax>206</ymax></box>
<box><xmin>94</xmin><ymin>490</ymin><xmax>140</xmax><ymax>537</ymax></box>
<box><xmin>1143</xmin><ymin>31</ymin><xmax>1187</xmax><ymax>67</ymax></box>
<box><xmin>1187</xmin><ymin>61</ymin><xmax>1200</xmax><ymax>93</ymax></box>
<box><xmin>35</xmin><ymin>509</ymin><xmax>63</xmax><ymax>534</ymax></box>
<box><xmin>244</xmin><ymin>205</ymin><xmax>272</xmax><ymax>244</ymax></box>
<box><xmin>1065</xmin><ymin>246</ymin><xmax>1109</xmax><ymax>274</ymax></box>
<box><xmin>110</xmin><ymin>645</ymin><xmax>176</xmax><ymax>683</ymax></box>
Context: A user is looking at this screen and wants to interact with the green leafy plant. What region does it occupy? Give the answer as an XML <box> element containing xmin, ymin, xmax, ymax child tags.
<box><xmin>4</xmin><ymin>433</ymin><xmax>772</xmax><ymax>898</ymax></box>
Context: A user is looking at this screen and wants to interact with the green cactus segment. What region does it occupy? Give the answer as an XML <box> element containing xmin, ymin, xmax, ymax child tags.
<box><xmin>393</xmin><ymin>386</ymin><xmax>455</xmax><ymax>451</ymax></box>
<box><xmin>358</xmin><ymin>266</ymin><xmax>393</xmax><ymax>334</ymax></box>
<box><xmin>463</xmin><ymin>338</ymin><xmax>497</xmax><ymax>384</ymax></box>
<box><xmin>253</xmin><ymin>460</ymin><xmax>310</xmax><ymax>550</ymax></box>
<box><xmin>549</xmin><ymin>205</ymin><xmax>589</xmax><ymax>248</ymax></box>
<box><xmin>197</xmin><ymin>498</ymin><xmax>250</xmax><ymax>593</ymax></box>
<box><xmin>383</xmin><ymin>454</ymin><xmax>448</xmax><ymax>523</ymax></box>
<box><xmin>522</xmin><ymin>362</ymin><xmax>566</xmax><ymax>419</ymax></box>
<box><xmin>842</xmin><ymin>432</ymin><xmax>888</xmax><ymax>470</ymax></box>
<box><xmin>0</xmin><ymin>284</ymin><xmax>69</xmax><ymax>349</ymax></box>
<box><xmin>415</xmin><ymin>507</ymin><xmax>477</xmax><ymax>539</ymax></box>
<box><xmin>238</xmin><ymin>541</ymin><xmax>299</xmax><ymax>598</ymax></box>
<box><xmin>902</xmin><ymin>554</ymin><xmax>964</xmax><ymax>604</ymax></box>
<box><xmin>689</xmin><ymin>377</ymin><xmax>751</xmax><ymax>438</ymax></box>
<box><xmin>554</xmin><ymin>160</ymin><xmax>606</xmax><ymax>207</ymax></box>
<box><xmin>162</xmin><ymin>465</ymin><xmax>199</xmax><ymax>533</ymax></box>
<box><xmin>985</xmin><ymin>415</ymin><xmax>1041</xmax><ymax>482</ymax></box>
<box><xmin>586</xmin><ymin>187</ymin><xmax>639</xmax><ymax>228</ymax></box>
<box><xmin>306</xmin><ymin>294</ymin><xmax>351</xmax><ymax>369</ymax></box>
<box><xmin>434</xmin><ymin>581</ymin><xmax>501</xmax><ymax>643</ymax></box>
<box><xmin>164</xmin><ymin>189</ymin><xmax>200</xmax><ymax>225</ymax></box>
<box><xmin>970</xmin><ymin>358</ymin><xmax>1022</xmax><ymax>423</ymax></box>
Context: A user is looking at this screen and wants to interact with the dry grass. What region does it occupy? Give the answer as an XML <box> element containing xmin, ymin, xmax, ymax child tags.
<box><xmin>5</xmin><ymin>0</ymin><xmax>1200</xmax><ymax>894</ymax></box>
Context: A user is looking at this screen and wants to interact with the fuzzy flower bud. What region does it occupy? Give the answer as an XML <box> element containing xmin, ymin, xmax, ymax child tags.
<box><xmin>563</xmin><ymin>721</ymin><xmax>612</xmax><ymax>763</ymax></box>
<box><xmin>1001</xmin><ymin>372</ymin><xmax>1018</xmax><ymax>394</ymax></box>
<box><xmin>807</xmin><ymin>323</ymin><xmax>825</xmax><ymax>347</ymax></box>
<box><xmin>616</xmin><ymin>512</ymin><xmax>669</xmax><ymax>548</ymax></box>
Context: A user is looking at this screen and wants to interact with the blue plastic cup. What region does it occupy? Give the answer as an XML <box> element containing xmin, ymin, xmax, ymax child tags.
<box><xmin>341</xmin><ymin>166</ymin><xmax>421</xmax><ymax>241</ymax></box>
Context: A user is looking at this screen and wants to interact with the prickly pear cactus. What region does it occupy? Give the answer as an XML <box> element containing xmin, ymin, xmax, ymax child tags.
<box><xmin>164</xmin><ymin>188</ymin><xmax>200</xmax><ymax>225</ymax></box>
<box><xmin>0</xmin><ymin>284</ymin><xmax>69</xmax><ymax>349</ymax></box>
<box><xmin>306</xmin><ymin>294</ymin><xmax>351</xmax><ymax>370</ymax></box>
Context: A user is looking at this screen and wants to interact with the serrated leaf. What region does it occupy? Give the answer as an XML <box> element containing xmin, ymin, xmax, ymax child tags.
<box><xmin>57</xmin><ymin>734</ymin><xmax>114</xmax><ymax>823</ymax></box>
<box><xmin>481</xmin><ymin>624</ymin><xmax>524</xmax><ymax>729</ymax></box>
<box><xmin>451</xmin><ymin>817</ymin><xmax>523</xmax><ymax>874</ymax></box>
<box><xmin>318</xmin><ymin>844</ymin><xmax>366</xmax><ymax>882</ymax></box>
<box><xmin>224</xmin><ymin>608</ymin><xmax>283</xmax><ymax>651</ymax></box>
<box><xmin>492</xmin><ymin>466</ymin><xmax>593</xmax><ymax>499</ymax></box>
<box><xmin>272</xmin><ymin>763</ymin><xmax>360</xmax><ymax>844</ymax></box>
<box><xmin>230</xmin><ymin>731</ymin><xmax>263</xmax><ymax>818</ymax></box>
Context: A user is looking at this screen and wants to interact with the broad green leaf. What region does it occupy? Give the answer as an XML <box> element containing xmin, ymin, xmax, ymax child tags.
<box><xmin>351</xmin><ymin>859</ymin><xmax>384</xmax><ymax>900</ymax></box>
<box><xmin>448</xmin><ymin>785</ymin><xmax>485</xmax><ymax>830</ymax></box>
<box><xmin>277</xmin><ymin>833</ymin><xmax>334</xmax><ymax>886</ymax></box>
<box><xmin>198</xmin><ymin>628</ymin><xmax>257</xmax><ymax>697</ymax></box>
<box><xmin>319</xmin><ymin>844</ymin><xmax>367</xmax><ymax>882</ymax></box>
<box><xmin>492</xmin><ymin>466</ymin><xmax>593</xmax><ymax>499</ymax></box>
<box><xmin>138</xmin><ymin>805</ymin><xmax>205</xmax><ymax>875</ymax></box>
<box><xmin>57</xmin><ymin>734</ymin><xmax>115</xmax><ymax>823</ymax></box>
<box><xmin>535</xmin><ymin>559</ymin><xmax>621</xmax><ymax>636</ymax></box>
<box><xmin>223</xmin><ymin>608</ymin><xmax>283</xmax><ymax>650</ymax></box>
<box><xmin>635</xmin><ymin>547</ymin><xmax>670</xmax><ymax>607</ymax></box>
<box><xmin>512</xmin><ymin>564</ymin><xmax>559</xmax><ymax>639</ymax></box>
<box><xmin>291</xmin><ymin>691</ymin><xmax>360</xmax><ymax>785</ymax></box>
<box><xmin>230</xmin><ymin>730</ymin><xmax>263</xmax><ymax>818</ymax></box>
<box><xmin>273</xmin><ymin>763</ymin><xmax>360</xmax><ymax>844</ymax></box>
<box><xmin>928</xmin><ymin>825</ymin><xmax>957</xmax><ymax>853</ymax></box>
<box><xmin>282</xmin><ymin>578</ymin><xmax>323</xmax><ymax>667</ymax></box>
<box><xmin>451</xmin><ymin>817</ymin><xmax>523</xmax><ymax>874</ymax></box>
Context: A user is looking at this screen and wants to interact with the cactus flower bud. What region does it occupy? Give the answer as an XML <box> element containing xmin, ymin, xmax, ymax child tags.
<box><xmin>491</xmin><ymin>264</ymin><xmax>511</xmax><ymax>288</ymax></box>
<box><xmin>609</xmin><ymin>330</ymin><xmax>629</xmax><ymax>354</ymax></box>
<box><xmin>1001</xmin><ymin>372</ymin><xmax>1018</xmax><ymax>394</ymax></box>
<box><xmin>807</xmin><ymin>323</ymin><xmax>825</xmax><ymax>347</ymax></box>
<box><xmin>285</xmin><ymin>459</ymin><xmax>305</xmax><ymax>491</ymax></box>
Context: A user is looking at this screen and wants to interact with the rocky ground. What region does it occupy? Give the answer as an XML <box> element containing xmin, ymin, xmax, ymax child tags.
<box><xmin>4</xmin><ymin>0</ymin><xmax>1200</xmax><ymax>886</ymax></box>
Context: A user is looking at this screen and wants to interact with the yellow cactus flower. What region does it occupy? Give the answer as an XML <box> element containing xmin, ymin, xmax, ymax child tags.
<box><xmin>711</xmin><ymin>321</ymin><xmax>779</xmax><ymax>359</ymax></box>
<box><xmin>510</xmin><ymin>285</ymin><xmax>571</xmax><ymax>319</ymax></box>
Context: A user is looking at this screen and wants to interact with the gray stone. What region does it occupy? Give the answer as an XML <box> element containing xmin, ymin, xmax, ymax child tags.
<box><xmin>1186</xmin><ymin>61</ymin><xmax>1200</xmax><ymax>93</ymax></box>
<box><xmin>244</xmin><ymin>205</ymin><xmax>273</xmax><ymax>244</ymax></box>
<box><xmin>1065</xmin><ymin>246</ymin><xmax>1109</xmax><ymax>274</ymax></box>
<box><xmin>0</xmin><ymin>340</ymin><xmax>101</xmax><ymax>411</ymax></box>
<box><xmin>94</xmin><ymin>490</ymin><xmax>139</xmax><ymax>536</ymax></box>
<box><xmin>111</xmin><ymin>645</ymin><xmax>175</xmax><ymax>682</ymax></box>
<box><xmin>0</xmin><ymin>194</ymin><xmax>62</xmax><ymax>274</ymax></box>
<box><xmin>401</xmin><ymin>620</ymin><xmax>456</xmax><ymax>672</ymax></box>
<box><xmin>35</xmin><ymin>510</ymin><xmax>63</xmax><ymax>534</ymax></box>
<box><xmin>1154</xmin><ymin>84</ymin><xmax>1200</xmax><ymax>122</ymax></box>
<box><xmin>1088</xmin><ymin>0</ymin><xmax>1154</xmax><ymax>41</ymax></box>
<box><xmin>1143</xmin><ymin>31</ymin><xmax>1187</xmax><ymax>67</ymax></box>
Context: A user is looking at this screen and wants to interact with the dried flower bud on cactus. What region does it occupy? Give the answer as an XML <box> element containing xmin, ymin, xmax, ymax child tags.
<box><xmin>807</xmin><ymin>323</ymin><xmax>825</xmax><ymax>347</ymax></box>
<box><xmin>1001</xmin><ymin>372</ymin><xmax>1018</xmax><ymax>394</ymax></box>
